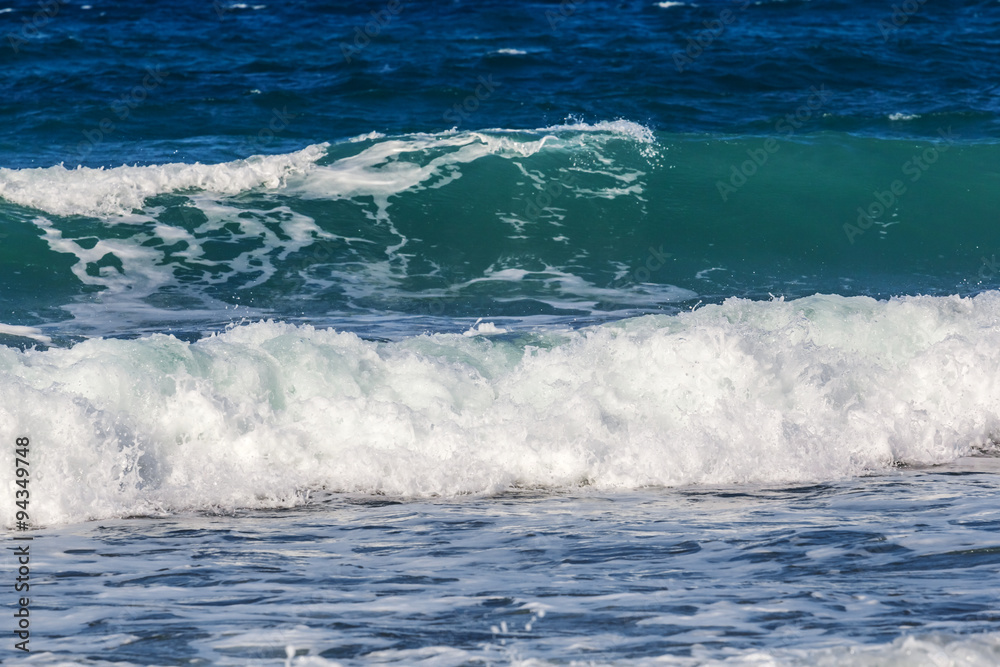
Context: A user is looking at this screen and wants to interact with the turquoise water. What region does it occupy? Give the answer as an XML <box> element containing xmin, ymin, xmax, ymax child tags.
<box><xmin>2</xmin><ymin>128</ymin><xmax>999</xmax><ymax>341</ymax></box>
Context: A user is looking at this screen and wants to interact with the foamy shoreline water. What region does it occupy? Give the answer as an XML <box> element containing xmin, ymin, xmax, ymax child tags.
<box><xmin>14</xmin><ymin>466</ymin><xmax>1000</xmax><ymax>665</ymax></box>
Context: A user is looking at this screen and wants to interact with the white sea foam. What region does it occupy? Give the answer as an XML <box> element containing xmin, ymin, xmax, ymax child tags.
<box><xmin>537</xmin><ymin>119</ymin><xmax>657</xmax><ymax>144</ymax></box>
<box><xmin>678</xmin><ymin>632</ymin><xmax>1000</xmax><ymax>666</ymax></box>
<box><xmin>347</xmin><ymin>131</ymin><xmax>387</xmax><ymax>142</ymax></box>
<box><xmin>0</xmin><ymin>323</ymin><xmax>51</xmax><ymax>345</ymax></box>
<box><xmin>0</xmin><ymin>144</ymin><xmax>328</xmax><ymax>217</ymax></box>
<box><xmin>462</xmin><ymin>318</ymin><xmax>508</xmax><ymax>336</ymax></box>
<box><xmin>3</xmin><ymin>292</ymin><xmax>1000</xmax><ymax>527</ymax></box>
<box><xmin>337</xmin><ymin>632</ymin><xmax>1000</xmax><ymax>666</ymax></box>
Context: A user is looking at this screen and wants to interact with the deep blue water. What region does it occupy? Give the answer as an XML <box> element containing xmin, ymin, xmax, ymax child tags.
<box><xmin>4</xmin><ymin>0</ymin><xmax>1000</xmax><ymax>170</ymax></box>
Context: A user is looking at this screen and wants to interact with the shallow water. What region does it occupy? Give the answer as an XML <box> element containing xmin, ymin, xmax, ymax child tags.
<box><xmin>13</xmin><ymin>458</ymin><xmax>998</xmax><ymax>666</ymax></box>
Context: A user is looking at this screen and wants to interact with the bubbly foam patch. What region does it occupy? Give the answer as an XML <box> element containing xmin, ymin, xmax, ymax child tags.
<box><xmin>349</xmin><ymin>632</ymin><xmax>1000</xmax><ymax>666</ymax></box>
<box><xmin>0</xmin><ymin>323</ymin><xmax>51</xmax><ymax>345</ymax></box>
<box><xmin>681</xmin><ymin>632</ymin><xmax>1000</xmax><ymax>666</ymax></box>
<box><xmin>291</xmin><ymin>126</ymin><xmax>640</xmax><ymax>213</ymax></box>
<box><xmin>3</xmin><ymin>292</ymin><xmax>1000</xmax><ymax>527</ymax></box>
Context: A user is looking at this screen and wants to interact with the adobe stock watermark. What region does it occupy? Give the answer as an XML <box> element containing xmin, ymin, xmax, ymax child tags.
<box><xmin>442</xmin><ymin>75</ymin><xmax>499</xmax><ymax>127</ymax></box>
<box><xmin>212</xmin><ymin>1</ymin><xmax>231</xmax><ymax>19</ymax></box>
<box><xmin>236</xmin><ymin>107</ymin><xmax>297</xmax><ymax>156</ymax></box>
<box><xmin>611</xmin><ymin>245</ymin><xmax>673</xmax><ymax>289</ymax></box>
<box><xmin>75</xmin><ymin>66</ymin><xmax>170</xmax><ymax>162</ymax></box>
<box><xmin>673</xmin><ymin>0</ymin><xmax>751</xmax><ymax>73</ymax></box>
<box><xmin>5</xmin><ymin>0</ymin><xmax>68</xmax><ymax>54</ymax></box>
<box><xmin>843</xmin><ymin>126</ymin><xmax>958</xmax><ymax>244</ymax></box>
<box><xmin>716</xmin><ymin>85</ymin><xmax>832</xmax><ymax>202</ymax></box>
<box><xmin>210</xmin><ymin>1</ymin><xmax>249</xmax><ymax>19</ymax></box>
<box><xmin>524</xmin><ymin>173</ymin><xmax>578</xmax><ymax>221</ymax></box>
<box><xmin>341</xmin><ymin>0</ymin><xmax>402</xmax><ymax>63</ymax></box>
<box><xmin>11</xmin><ymin>435</ymin><xmax>33</xmax><ymax>653</ymax></box>
<box><xmin>978</xmin><ymin>254</ymin><xmax>1000</xmax><ymax>282</ymax></box>
<box><xmin>877</xmin><ymin>0</ymin><xmax>928</xmax><ymax>40</ymax></box>
<box><xmin>546</xmin><ymin>0</ymin><xmax>582</xmax><ymax>30</ymax></box>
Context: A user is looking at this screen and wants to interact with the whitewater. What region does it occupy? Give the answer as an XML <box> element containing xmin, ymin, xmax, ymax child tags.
<box><xmin>3</xmin><ymin>292</ymin><xmax>999</xmax><ymax>528</ymax></box>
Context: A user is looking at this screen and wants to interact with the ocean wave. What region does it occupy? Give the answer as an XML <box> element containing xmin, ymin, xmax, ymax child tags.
<box><xmin>3</xmin><ymin>292</ymin><xmax>999</xmax><ymax>527</ymax></box>
<box><xmin>2</xmin><ymin>127</ymin><xmax>999</xmax><ymax>340</ymax></box>
<box><xmin>0</xmin><ymin>122</ymin><xmax>668</xmax><ymax>336</ymax></box>
<box><xmin>0</xmin><ymin>122</ymin><xmax>657</xmax><ymax>218</ymax></box>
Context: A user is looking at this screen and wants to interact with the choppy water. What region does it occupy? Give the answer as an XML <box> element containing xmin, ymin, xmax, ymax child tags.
<box><xmin>27</xmin><ymin>463</ymin><xmax>1000</xmax><ymax>665</ymax></box>
<box><xmin>3</xmin><ymin>0</ymin><xmax>1000</xmax><ymax>664</ymax></box>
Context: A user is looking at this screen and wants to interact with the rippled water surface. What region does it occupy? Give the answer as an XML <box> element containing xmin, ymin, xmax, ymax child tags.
<box><xmin>21</xmin><ymin>459</ymin><xmax>999</xmax><ymax>665</ymax></box>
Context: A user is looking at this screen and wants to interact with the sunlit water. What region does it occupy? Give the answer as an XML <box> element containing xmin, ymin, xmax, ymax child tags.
<box><xmin>17</xmin><ymin>459</ymin><xmax>1000</xmax><ymax>666</ymax></box>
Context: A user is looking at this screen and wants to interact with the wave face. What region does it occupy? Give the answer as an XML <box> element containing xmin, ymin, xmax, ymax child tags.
<box><xmin>2</xmin><ymin>125</ymin><xmax>1000</xmax><ymax>339</ymax></box>
<box><xmin>4</xmin><ymin>293</ymin><xmax>999</xmax><ymax>527</ymax></box>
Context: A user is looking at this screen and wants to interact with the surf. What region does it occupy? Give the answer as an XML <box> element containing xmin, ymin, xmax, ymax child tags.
<box><xmin>3</xmin><ymin>292</ymin><xmax>999</xmax><ymax>527</ymax></box>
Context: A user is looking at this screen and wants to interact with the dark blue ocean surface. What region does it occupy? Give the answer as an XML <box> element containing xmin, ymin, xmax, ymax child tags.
<box><xmin>3</xmin><ymin>0</ymin><xmax>1000</xmax><ymax>168</ymax></box>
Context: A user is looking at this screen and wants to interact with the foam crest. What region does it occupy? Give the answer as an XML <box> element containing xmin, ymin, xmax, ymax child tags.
<box><xmin>0</xmin><ymin>123</ymin><xmax>657</xmax><ymax>220</ymax></box>
<box><xmin>293</xmin><ymin>130</ymin><xmax>565</xmax><ymax>209</ymax></box>
<box><xmin>683</xmin><ymin>632</ymin><xmax>1000</xmax><ymax>666</ymax></box>
<box><xmin>344</xmin><ymin>632</ymin><xmax>1000</xmax><ymax>666</ymax></box>
<box><xmin>537</xmin><ymin>119</ymin><xmax>657</xmax><ymax>144</ymax></box>
<box><xmin>0</xmin><ymin>323</ymin><xmax>52</xmax><ymax>345</ymax></box>
<box><xmin>0</xmin><ymin>144</ymin><xmax>328</xmax><ymax>217</ymax></box>
<box><xmin>3</xmin><ymin>292</ymin><xmax>1000</xmax><ymax>527</ymax></box>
